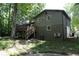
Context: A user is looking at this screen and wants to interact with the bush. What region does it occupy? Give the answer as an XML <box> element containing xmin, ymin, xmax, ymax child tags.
<box><xmin>0</xmin><ymin>39</ymin><xmax>14</xmax><ymax>50</ymax></box>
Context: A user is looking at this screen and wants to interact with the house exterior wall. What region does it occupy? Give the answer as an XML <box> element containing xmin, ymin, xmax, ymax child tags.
<box><xmin>34</xmin><ymin>12</ymin><xmax>46</xmax><ymax>39</ymax></box>
<box><xmin>63</xmin><ymin>14</ymin><xmax>67</xmax><ymax>39</ymax></box>
<box><xmin>34</xmin><ymin>10</ymin><xmax>70</xmax><ymax>40</ymax></box>
<box><xmin>63</xmin><ymin>14</ymin><xmax>70</xmax><ymax>38</ymax></box>
<box><xmin>45</xmin><ymin>11</ymin><xmax>63</xmax><ymax>40</ymax></box>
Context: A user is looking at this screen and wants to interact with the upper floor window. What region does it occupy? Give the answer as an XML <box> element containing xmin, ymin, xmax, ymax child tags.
<box><xmin>47</xmin><ymin>25</ymin><xmax>51</xmax><ymax>31</ymax></box>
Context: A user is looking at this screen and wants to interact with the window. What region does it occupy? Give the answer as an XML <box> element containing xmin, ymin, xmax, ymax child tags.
<box><xmin>47</xmin><ymin>25</ymin><xmax>51</xmax><ymax>31</ymax></box>
<box><xmin>54</xmin><ymin>33</ymin><xmax>61</xmax><ymax>37</ymax></box>
<box><xmin>57</xmin><ymin>33</ymin><xmax>61</xmax><ymax>37</ymax></box>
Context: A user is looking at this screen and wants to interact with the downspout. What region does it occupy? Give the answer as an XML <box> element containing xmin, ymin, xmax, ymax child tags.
<box><xmin>62</xmin><ymin>12</ymin><xmax>64</xmax><ymax>40</ymax></box>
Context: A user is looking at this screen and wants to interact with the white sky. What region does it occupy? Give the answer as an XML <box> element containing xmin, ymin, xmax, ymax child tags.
<box><xmin>44</xmin><ymin>0</ymin><xmax>78</xmax><ymax>10</ymax></box>
<box><xmin>0</xmin><ymin>0</ymin><xmax>79</xmax><ymax>10</ymax></box>
<box><xmin>44</xmin><ymin>2</ymin><xmax>66</xmax><ymax>10</ymax></box>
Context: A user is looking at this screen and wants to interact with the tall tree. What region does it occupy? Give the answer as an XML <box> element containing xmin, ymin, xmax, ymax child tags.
<box><xmin>0</xmin><ymin>3</ymin><xmax>45</xmax><ymax>37</ymax></box>
<box><xmin>8</xmin><ymin>4</ymin><xmax>11</xmax><ymax>35</ymax></box>
<box><xmin>64</xmin><ymin>3</ymin><xmax>79</xmax><ymax>31</ymax></box>
<box><xmin>11</xmin><ymin>3</ymin><xmax>17</xmax><ymax>38</ymax></box>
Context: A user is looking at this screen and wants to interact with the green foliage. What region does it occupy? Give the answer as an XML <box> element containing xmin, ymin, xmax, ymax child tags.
<box><xmin>18</xmin><ymin>4</ymin><xmax>33</xmax><ymax>16</ymax></box>
<box><xmin>17</xmin><ymin>3</ymin><xmax>45</xmax><ymax>20</ymax></box>
<box><xmin>27</xmin><ymin>3</ymin><xmax>45</xmax><ymax>19</ymax></box>
<box><xmin>0</xmin><ymin>39</ymin><xmax>14</xmax><ymax>50</ymax></box>
<box><xmin>0</xmin><ymin>3</ymin><xmax>45</xmax><ymax>36</ymax></box>
<box><xmin>64</xmin><ymin>3</ymin><xmax>79</xmax><ymax>31</ymax></box>
<box><xmin>64</xmin><ymin>3</ymin><xmax>74</xmax><ymax>17</ymax></box>
<box><xmin>0</xmin><ymin>4</ymin><xmax>11</xmax><ymax>36</ymax></box>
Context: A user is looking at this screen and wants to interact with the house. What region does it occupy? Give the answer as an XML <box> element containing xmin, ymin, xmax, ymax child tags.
<box><xmin>33</xmin><ymin>9</ymin><xmax>71</xmax><ymax>40</ymax></box>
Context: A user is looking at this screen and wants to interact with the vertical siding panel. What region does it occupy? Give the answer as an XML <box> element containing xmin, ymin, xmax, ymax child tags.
<box><xmin>63</xmin><ymin>14</ymin><xmax>69</xmax><ymax>39</ymax></box>
<box><xmin>34</xmin><ymin>10</ymin><xmax>70</xmax><ymax>40</ymax></box>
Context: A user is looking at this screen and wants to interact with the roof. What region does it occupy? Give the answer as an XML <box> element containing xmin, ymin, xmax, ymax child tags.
<box><xmin>33</xmin><ymin>9</ymin><xmax>70</xmax><ymax>20</ymax></box>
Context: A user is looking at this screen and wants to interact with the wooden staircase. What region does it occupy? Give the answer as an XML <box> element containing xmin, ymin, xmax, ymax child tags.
<box><xmin>25</xmin><ymin>25</ymin><xmax>35</xmax><ymax>39</ymax></box>
<box><xmin>15</xmin><ymin>24</ymin><xmax>35</xmax><ymax>39</ymax></box>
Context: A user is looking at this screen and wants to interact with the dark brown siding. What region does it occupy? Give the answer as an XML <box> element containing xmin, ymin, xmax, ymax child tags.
<box><xmin>63</xmin><ymin>14</ymin><xmax>67</xmax><ymax>39</ymax></box>
<box><xmin>63</xmin><ymin>13</ymin><xmax>70</xmax><ymax>39</ymax></box>
<box><xmin>45</xmin><ymin>11</ymin><xmax>63</xmax><ymax>40</ymax></box>
<box><xmin>34</xmin><ymin>10</ymin><xmax>70</xmax><ymax>40</ymax></box>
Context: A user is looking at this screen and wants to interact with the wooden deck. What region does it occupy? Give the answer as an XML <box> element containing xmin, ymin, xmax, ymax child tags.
<box><xmin>15</xmin><ymin>24</ymin><xmax>35</xmax><ymax>39</ymax></box>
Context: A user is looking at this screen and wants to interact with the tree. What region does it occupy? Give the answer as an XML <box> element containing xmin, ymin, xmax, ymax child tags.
<box><xmin>0</xmin><ymin>4</ymin><xmax>10</xmax><ymax>36</ymax></box>
<box><xmin>0</xmin><ymin>3</ymin><xmax>45</xmax><ymax>37</ymax></box>
<box><xmin>64</xmin><ymin>3</ymin><xmax>79</xmax><ymax>31</ymax></box>
<box><xmin>11</xmin><ymin>3</ymin><xmax>17</xmax><ymax>38</ymax></box>
<box><xmin>27</xmin><ymin>3</ymin><xmax>45</xmax><ymax>19</ymax></box>
<box><xmin>17</xmin><ymin>3</ymin><xmax>45</xmax><ymax>20</ymax></box>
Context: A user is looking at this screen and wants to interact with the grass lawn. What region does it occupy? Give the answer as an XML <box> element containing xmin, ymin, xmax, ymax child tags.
<box><xmin>0</xmin><ymin>38</ymin><xmax>14</xmax><ymax>50</ymax></box>
<box><xmin>0</xmin><ymin>38</ymin><xmax>79</xmax><ymax>55</ymax></box>
<box><xmin>30</xmin><ymin>39</ymin><xmax>79</xmax><ymax>54</ymax></box>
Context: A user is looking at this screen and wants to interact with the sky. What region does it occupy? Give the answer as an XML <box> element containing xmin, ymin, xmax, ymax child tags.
<box><xmin>44</xmin><ymin>0</ymin><xmax>78</xmax><ymax>10</ymax></box>
<box><xmin>0</xmin><ymin>0</ymin><xmax>79</xmax><ymax>10</ymax></box>
<box><xmin>44</xmin><ymin>2</ymin><xmax>66</xmax><ymax>10</ymax></box>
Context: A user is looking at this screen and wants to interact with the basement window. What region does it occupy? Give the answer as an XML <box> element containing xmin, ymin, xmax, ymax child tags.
<box><xmin>47</xmin><ymin>25</ymin><xmax>51</xmax><ymax>31</ymax></box>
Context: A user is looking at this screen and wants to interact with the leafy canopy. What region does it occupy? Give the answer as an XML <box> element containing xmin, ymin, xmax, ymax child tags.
<box><xmin>0</xmin><ymin>3</ymin><xmax>45</xmax><ymax>36</ymax></box>
<box><xmin>64</xmin><ymin>3</ymin><xmax>79</xmax><ymax>31</ymax></box>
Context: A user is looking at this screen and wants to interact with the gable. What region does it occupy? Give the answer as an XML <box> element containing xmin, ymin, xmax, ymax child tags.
<box><xmin>33</xmin><ymin>9</ymin><xmax>70</xmax><ymax>20</ymax></box>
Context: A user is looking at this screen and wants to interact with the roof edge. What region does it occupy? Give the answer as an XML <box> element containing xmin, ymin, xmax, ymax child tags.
<box><xmin>33</xmin><ymin>9</ymin><xmax>70</xmax><ymax>20</ymax></box>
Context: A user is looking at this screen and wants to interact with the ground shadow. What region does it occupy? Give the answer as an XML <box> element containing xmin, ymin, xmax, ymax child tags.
<box><xmin>25</xmin><ymin>38</ymin><xmax>79</xmax><ymax>56</ymax></box>
<box><xmin>2</xmin><ymin>36</ymin><xmax>79</xmax><ymax>56</ymax></box>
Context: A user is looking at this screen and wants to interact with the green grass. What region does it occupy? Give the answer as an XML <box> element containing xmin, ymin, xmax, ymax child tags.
<box><xmin>0</xmin><ymin>38</ymin><xmax>79</xmax><ymax>55</ymax></box>
<box><xmin>30</xmin><ymin>39</ymin><xmax>79</xmax><ymax>54</ymax></box>
<box><xmin>0</xmin><ymin>38</ymin><xmax>14</xmax><ymax>50</ymax></box>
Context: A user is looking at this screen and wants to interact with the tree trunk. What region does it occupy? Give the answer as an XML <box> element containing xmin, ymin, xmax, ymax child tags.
<box><xmin>8</xmin><ymin>4</ymin><xmax>11</xmax><ymax>36</ymax></box>
<box><xmin>11</xmin><ymin>3</ymin><xmax>17</xmax><ymax>38</ymax></box>
<box><xmin>0</xmin><ymin>8</ymin><xmax>1</xmax><ymax>36</ymax></box>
